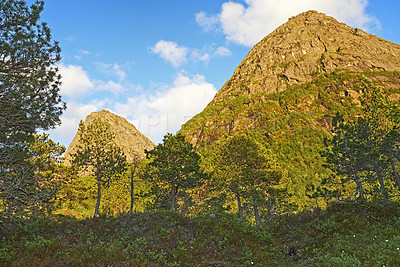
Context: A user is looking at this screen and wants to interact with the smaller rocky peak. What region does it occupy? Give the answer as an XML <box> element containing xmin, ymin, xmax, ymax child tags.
<box><xmin>64</xmin><ymin>110</ymin><xmax>155</xmax><ymax>164</ymax></box>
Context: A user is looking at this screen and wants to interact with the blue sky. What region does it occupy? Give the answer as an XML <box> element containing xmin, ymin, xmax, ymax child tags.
<box><xmin>36</xmin><ymin>0</ymin><xmax>400</xmax><ymax>147</ymax></box>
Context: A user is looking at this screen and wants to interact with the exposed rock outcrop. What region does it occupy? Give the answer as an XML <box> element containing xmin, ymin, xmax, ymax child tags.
<box><xmin>213</xmin><ymin>10</ymin><xmax>400</xmax><ymax>102</ymax></box>
<box><xmin>64</xmin><ymin>110</ymin><xmax>154</xmax><ymax>164</ymax></box>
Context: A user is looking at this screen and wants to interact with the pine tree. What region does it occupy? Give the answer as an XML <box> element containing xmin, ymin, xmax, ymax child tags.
<box><xmin>0</xmin><ymin>1</ymin><xmax>65</xmax><ymax>217</ymax></box>
<box><xmin>1</xmin><ymin>133</ymin><xmax>67</xmax><ymax>216</ymax></box>
<box><xmin>144</xmin><ymin>133</ymin><xmax>205</xmax><ymax>211</ymax></box>
<box><xmin>322</xmin><ymin>78</ymin><xmax>400</xmax><ymax>202</ymax></box>
<box><xmin>71</xmin><ymin>119</ymin><xmax>127</xmax><ymax>217</ymax></box>
<box><xmin>208</xmin><ymin>134</ymin><xmax>282</xmax><ymax>223</ymax></box>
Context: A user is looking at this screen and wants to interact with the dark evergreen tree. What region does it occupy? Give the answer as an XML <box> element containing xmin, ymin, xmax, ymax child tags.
<box><xmin>144</xmin><ymin>133</ymin><xmax>205</xmax><ymax>211</ymax></box>
<box><xmin>71</xmin><ymin>119</ymin><xmax>127</xmax><ymax>217</ymax></box>
<box><xmin>207</xmin><ymin>134</ymin><xmax>282</xmax><ymax>223</ymax></box>
<box><xmin>0</xmin><ymin>0</ymin><xmax>65</xmax><ymax>217</ymax></box>
<box><xmin>322</xmin><ymin>78</ymin><xmax>400</xmax><ymax>202</ymax></box>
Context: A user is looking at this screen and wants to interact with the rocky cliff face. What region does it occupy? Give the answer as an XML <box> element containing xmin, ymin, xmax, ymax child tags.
<box><xmin>181</xmin><ymin>10</ymin><xmax>400</xmax><ymax>148</ymax></box>
<box><xmin>213</xmin><ymin>10</ymin><xmax>400</xmax><ymax>102</ymax></box>
<box><xmin>64</xmin><ymin>110</ymin><xmax>154</xmax><ymax>164</ymax></box>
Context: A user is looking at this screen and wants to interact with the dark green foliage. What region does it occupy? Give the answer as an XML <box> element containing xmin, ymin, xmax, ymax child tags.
<box><xmin>0</xmin><ymin>133</ymin><xmax>67</xmax><ymax>217</ymax></box>
<box><xmin>203</xmin><ymin>134</ymin><xmax>284</xmax><ymax>223</ymax></box>
<box><xmin>270</xmin><ymin>202</ymin><xmax>400</xmax><ymax>266</ymax></box>
<box><xmin>322</xmin><ymin>78</ymin><xmax>400</xmax><ymax>202</ymax></box>
<box><xmin>0</xmin><ymin>211</ymin><xmax>286</xmax><ymax>266</ymax></box>
<box><xmin>144</xmin><ymin>133</ymin><xmax>206</xmax><ymax>211</ymax></box>
<box><xmin>70</xmin><ymin>119</ymin><xmax>127</xmax><ymax>217</ymax></box>
<box><xmin>0</xmin><ymin>0</ymin><xmax>65</xmax><ymax>217</ymax></box>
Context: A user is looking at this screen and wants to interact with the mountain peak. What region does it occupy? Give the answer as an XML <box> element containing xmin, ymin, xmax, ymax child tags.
<box><xmin>210</xmin><ymin>10</ymin><xmax>400</xmax><ymax>103</ymax></box>
<box><xmin>64</xmin><ymin>110</ymin><xmax>154</xmax><ymax>164</ymax></box>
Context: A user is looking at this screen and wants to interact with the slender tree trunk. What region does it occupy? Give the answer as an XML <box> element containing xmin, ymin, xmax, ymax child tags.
<box><xmin>129</xmin><ymin>170</ymin><xmax>134</xmax><ymax>214</ymax></box>
<box><xmin>235</xmin><ymin>191</ymin><xmax>243</xmax><ymax>221</ymax></box>
<box><xmin>372</xmin><ymin>161</ymin><xmax>387</xmax><ymax>199</ymax></box>
<box><xmin>94</xmin><ymin>175</ymin><xmax>102</xmax><ymax>218</ymax></box>
<box><xmin>171</xmin><ymin>182</ymin><xmax>176</xmax><ymax>211</ymax></box>
<box><xmin>252</xmin><ymin>199</ymin><xmax>260</xmax><ymax>225</ymax></box>
<box><xmin>269</xmin><ymin>198</ymin><xmax>277</xmax><ymax>221</ymax></box>
<box><xmin>341</xmin><ymin>129</ymin><xmax>364</xmax><ymax>199</ymax></box>
<box><xmin>390</xmin><ymin>159</ymin><xmax>400</xmax><ymax>192</ymax></box>
<box><xmin>352</xmin><ymin>173</ymin><xmax>364</xmax><ymax>199</ymax></box>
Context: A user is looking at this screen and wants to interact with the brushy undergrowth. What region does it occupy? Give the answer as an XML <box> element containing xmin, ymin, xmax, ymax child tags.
<box><xmin>1</xmin><ymin>202</ymin><xmax>400</xmax><ymax>266</ymax></box>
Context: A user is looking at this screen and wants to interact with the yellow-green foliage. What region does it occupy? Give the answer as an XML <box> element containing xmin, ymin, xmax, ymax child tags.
<box><xmin>55</xmin><ymin>163</ymin><xmax>152</xmax><ymax>218</ymax></box>
<box><xmin>181</xmin><ymin>71</ymin><xmax>400</xmax><ymax>210</ymax></box>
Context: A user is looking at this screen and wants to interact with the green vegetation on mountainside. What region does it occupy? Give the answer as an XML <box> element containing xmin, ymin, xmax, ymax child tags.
<box><xmin>181</xmin><ymin>71</ymin><xmax>400</xmax><ymax>210</ymax></box>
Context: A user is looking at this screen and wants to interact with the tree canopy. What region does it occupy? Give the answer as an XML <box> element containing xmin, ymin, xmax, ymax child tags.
<box><xmin>0</xmin><ymin>0</ymin><xmax>65</xmax><ymax>217</ymax></box>
<box><xmin>322</xmin><ymin>79</ymin><xmax>400</xmax><ymax>202</ymax></box>
<box><xmin>205</xmin><ymin>134</ymin><xmax>283</xmax><ymax>223</ymax></box>
<box><xmin>144</xmin><ymin>133</ymin><xmax>205</xmax><ymax>211</ymax></box>
<box><xmin>71</xmin><ymin>119</ymin><xmax>127</xmax><ymax>217</ymax></box>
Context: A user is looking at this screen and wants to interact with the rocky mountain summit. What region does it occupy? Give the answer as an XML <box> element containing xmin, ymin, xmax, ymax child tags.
<box><xmin>213</xmin><ymin>10</ymin><xmax>400</xmax><ymax>102</ymax></box>
<box><xmin>181</xmin><ymin>10</ymin><xmax>400</xmax><ymax>148</ymax></box>
<box><xmin>64</xmin><ymin>110</ymin><xmax>154</xmax><ymax>164</ymax></box>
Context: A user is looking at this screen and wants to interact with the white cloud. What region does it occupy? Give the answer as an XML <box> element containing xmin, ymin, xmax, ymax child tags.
<box><xmin>52</xmin><ymin>64</ymin><xmax>217</xmax><ymax>146</ymax></box>
<box><xmin>97</xmin><ymin>62</ymin><xmax>127</xmax><ymax>80</ymax></box>
<box><xmin>114</xmin><ymin>72</ymin><xmax>217</xmax><ymax>144</ymax></box>
<box><xmin>152</xmin><ymin>41</ymin><xmax>233</xmax><ymax>66</ymax></box>
<box><xmin>214</xmin><ymin>46</ymin><xmax>232</xmax><ymax>57</ymax></box>
<box><xmin>59</xmin><ymin>64</ymin><xmax>94</xmax><ymax>98</ymax></box>
<box><xmin>197</xmin><ymin>0</ymin><xmax>379</xmax><ymax>47</ymax></box>
<box><xmin>151</xmin><ymin>40</ymin><xmax>188</xmax><ymax>67</ymax></box>
<box><xmin>94</xmin><ymin>80</ymin><xmax>125</xmax><ymax>95</ymax></box>
<box><xmin>196</xmin><ymin>11</ymin><xmax>220</xmax><ymax>32</ymax></box>
<box><xmin>191</xmin><ymin>50</ymin><xmax>210</xmax><ymax>63</ymax></box>
<box><xmin>59</xmin><ymin>63</ymin><xmax>129</xmax><ymax>100</ymax></box>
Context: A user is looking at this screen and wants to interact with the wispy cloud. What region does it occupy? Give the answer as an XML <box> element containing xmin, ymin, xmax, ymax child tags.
<box><xmin>151</xmin><ymin>40</ymin><xmax>189</xmax><ymax>67</ymax></box>
<box><xmin>74</xmin><ymin>49</ymin><xmax>90</xmax><ymax>60</ymax></box>
<box><xmin>97</xmin><ymin>62</ymin><xmax>127</xmax><ymax>80</ymax></box>
<box><xmin>214</xmin><ymin>46</ymin><xmax>232</xmax><ymax>57</ymax></box>
<box><xmin>196</xmin><ymin>0</ymin><xmax>380</xmax><ymax>47</ymax></box>
<box><xmin>151</xmin><ymin>40</ymin><xmax>232</xmax><ymax>67</ymax></box>
<box><xmin>191</xmin><ymin>50</ymin><xmax>210</xmax><ymax>63</ymax></box>
<box><xmin>195</xmin><ymin>11</ymin><xmax>219</xmax><ymax>32</ymax></box>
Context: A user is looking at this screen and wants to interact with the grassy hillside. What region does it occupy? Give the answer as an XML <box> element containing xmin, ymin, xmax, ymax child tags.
<box><xmin>2</xmin><ymin>203</ymin><xmax>400</xmax><ymax>266</ymax></box>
